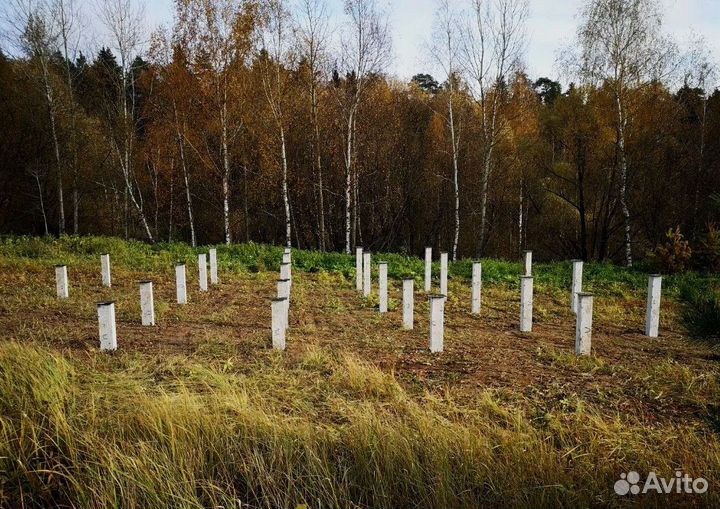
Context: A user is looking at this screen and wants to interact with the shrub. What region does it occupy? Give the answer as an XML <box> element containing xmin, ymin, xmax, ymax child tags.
<box><xmin>648</xmin><ymin>226</ymin><xmax>692</xmax><ymax>274</ymax></box>
<box><xmin>679</xmin><ymin>282</ymin><xmax>720</xmax><ymax>343</ymax></box>
<box><xmin>694</xmin><ymin>223</ymin><xmax>720</xmax><ymax>273</ymax></box>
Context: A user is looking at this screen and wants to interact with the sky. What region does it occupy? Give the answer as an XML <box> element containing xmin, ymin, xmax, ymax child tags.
<box><xmin>144</xmin><ymin>0</ymin><xmax>720</xmax><ymax>87</ymax></box>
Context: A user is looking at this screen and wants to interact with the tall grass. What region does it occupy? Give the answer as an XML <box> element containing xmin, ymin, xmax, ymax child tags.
<box><xmin>0</xmin><ymin>342</ymin><xmax>718</xmax><ymax>508</ymax></box>
<box><xmin>679</xmin><ymin>281</ymin><xmax>720</xmax><ymax>343</ymax></box>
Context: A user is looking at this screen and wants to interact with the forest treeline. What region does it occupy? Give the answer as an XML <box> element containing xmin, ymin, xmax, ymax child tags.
<box><xmin>0</xmin><ymin>0</ymin><xmax>718</xmax><ymax>268</ymax></box>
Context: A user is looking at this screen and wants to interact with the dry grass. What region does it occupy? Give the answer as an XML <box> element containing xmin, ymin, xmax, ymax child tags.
<box><xmin>0</xmin><ymin>240</ymin><xmax>719</xmax><ymax>508</ymax></box>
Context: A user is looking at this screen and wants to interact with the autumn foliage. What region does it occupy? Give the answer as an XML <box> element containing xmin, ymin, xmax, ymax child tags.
<box><xmin>0</xmin><ymin>0</ymin><xmax>718</xmax><ymax>270</ymax></box>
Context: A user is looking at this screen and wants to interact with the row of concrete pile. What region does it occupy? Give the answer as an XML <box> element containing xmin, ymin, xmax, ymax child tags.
<box><xmin>53</xmin><ymin>247</ymin><xmax>662</xmax><ymax>356</ymax></box>
<box><xmin>352</xmin><ymin>247</ymin><xmax>662</xmax><ymax>356</ymax></box>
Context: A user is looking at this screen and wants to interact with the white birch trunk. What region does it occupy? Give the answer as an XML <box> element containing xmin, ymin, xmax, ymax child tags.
<box><xmin>280</xmin><ymin>125</ymin><xmax>291</xmax><ymax>248</ymax></box>
<box><xmin>449</xmin><ymin>94</ymin><xmax>460</xmax><ymax>262</ymax></box>
<box><xmin>616</xmin><ymin>93</ymin><xmax>632</xmax><ymax>267</ymax></box>
<box><xmin>518</xmin><ymin>180</ymin><xmax>524</xmax><ymax>254</ymax></box>
<box><xmin>39</xmin><ymin>57</ymin><xmax>65</xmax><ymax>234</ymax></box>
<box><xmin>311</xmin><ymin>78</ymin><xmax>326</xmax><ymax>251</ymax></box>
<box><xmin>175</xmin><ymin>112</ymin><xmax>196</xmax><ymax>247</ymax></box>
<box><xmin>344</xmin><ymin>112</ymin><xmax>355</xmax><ymax>254</ymax></box>
<box><xmin>221</xmin><ymin>96</ymin><xmax>232</xmax><ymax>245</ymax></box>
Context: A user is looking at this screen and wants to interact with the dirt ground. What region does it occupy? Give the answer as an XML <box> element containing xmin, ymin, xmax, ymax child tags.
<box><xmin>1</xmin><ymin>259</ymin><xmax>718</xmax><ymax>430</ymax></box>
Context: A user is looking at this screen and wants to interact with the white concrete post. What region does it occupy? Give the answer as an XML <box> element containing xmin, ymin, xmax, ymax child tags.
<box><xmin>277</xmin><ymin>278</ymin><xmax>291</xmax><ymax>300</ymax></box>
<box><xmin>363</xmin><ymin>252</ymin><xmax>371</xmax><ymax>297</ymax></box>
<box><xmin>97</xmin><ymin>301</ymin><xmax>117</xmax><ymax>351</ymax></box>
<box><xmin>198</xmin><ymin>253</ymin><xmax>208</xmax><ymax>291</ymax></box>
<box><xmin>55</xmin><ymin>265</ymin><xmax>68</xmax><ymax>299</ymax></box>
<box><xmin>645</xmin><ymin>275</ymin><xmax>662</xmax><ymax>337</ymax></box>
<box><xmin>402</xmin><ymin>278</ymin><xmax>414</xmax><ymax>329</ymax></box>
<box><xmin>271</xmin><ymin>297</ymin><xmax>287</xmax><ymax>350</ymax></box>
<box><xmin>277</xmin><ymin>278</ymin><xmax>291</xmax><ymax>330</ymax></box>
<box><xmin>424</xmin><ymin>247</ymin><xmax>432</xmax><ymax>292</ymax></box>
<box><xmin>378</xmin><ymin>262</ymin><xmax>388</xmax><ymax>313</ymax></box>
<box><xmin>575</xmin><ymin>293</ymin><xmax>593</xmax><ymax>356</ymax></box>
<box><xmin>139</xmin><ymin>280</ymin><xmax>155</xmax><ymax>326</ymax></box>
<box><xmin>101</xmin><ymin>253</ymin><xmax>111</xmax><ymax>287</ymax></box>
<box><xmin>520</xmin><ymin>276</ymin><xmax>534</xmax><ymax>332</ymax></box>
<box><xmin>571</xmin><ymin>260</ymin><xmax>583</xmax><ymax>313</ymax></box>
<box><xmin>440</xmin><ymin>252</ymin><xmax>448</xmax><ymax>296</ymax></box>
<box><xmin>523</xmin><ymin>250</ymin><xmax>532</xmax><ymax>277</ymax></box>
<box><xmin>471</xmin><ymin>261</ymin><xmax>482</xmax><ymax>315</ymax></box>
<box><xmin>282</xmin><ymin>248</ymin><xmax>292</xmax><ymax>282</ymax></box>
<box><xmin>175</xmin><ymin>263</ymin><xmax>187</xmax><ymax>304</ymax></box>
<box><xmin>429</xmin><ymin>294</ymin><xmax>445</xmax><ymax>352</ymax></box>
<box><xmin>209</xmin><ymin>248</ymin><xmax>218</xmax><ymax>284</ymax></box>
<box><xmin>355</xmin><ymin>246</ymin><xmax>363</xmax><ymax>291</ymax></box>
<box><xmin>280</xmin><ymin>262</ymin><xmax>291</xmax><ymax>281</ymax></box>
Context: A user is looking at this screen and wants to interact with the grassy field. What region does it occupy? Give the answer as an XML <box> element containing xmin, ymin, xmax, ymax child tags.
<box><xmin>0</xmin><ymin>235</ymin><xmax>719</xmax><ymax>508</ymax></box>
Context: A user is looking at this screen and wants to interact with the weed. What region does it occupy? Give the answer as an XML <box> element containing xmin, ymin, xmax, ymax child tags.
<box><xmin>678</xmin><ymin>280</ymin><xmax>720</xmax><ymax>343</ymax></box>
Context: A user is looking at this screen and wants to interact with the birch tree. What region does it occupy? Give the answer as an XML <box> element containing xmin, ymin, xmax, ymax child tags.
<box><xmin>149</xmin><ymin>28</ymin><xmax>197</xmax><ymax>246</ymax></box>
<box><xmin>460</xmin><ymin>0</ymin><xmax>528</xmax><ymax>255</ymax></box>
<box><xmin>259</xmin><ymin>0</ymin><xmax>293</xmax><ymax>247</ymax></box>
<box><xmin>97</xmin><ymin>0</ymin><xmax>155</xmax><ymax>241</ymax></box>
<box><xmin>29</xmin><ymin>164</ymin><xmax>50</xmax><ymax>235</ymax></box>
<box><xmin>574</xmin><ymin>0</ymin><xmax>675</xmax><ymax>266</ymax></box>
<box><xmin>6</xmin><ymin>0</ymin><xmax>66</xmax><ymax>234</ymax></box>
<box><xmin>52</xmin><ymin>0</ymin><xmax>82</xmax><ymax>234</ymax></box>
<box><xmin>296</xmin><ymin>0</ymin><xmax>330</xmax><ymax>250</ymax></box>
<box><xmin>176</xmin><ymin>0</ymin><xmax>256</xmax><ymax>245</ymax></box>
<box><xmin>336</xmin><ymin>0</ymin><xmax>390</xmax><ymax>254</ymax></box>
<box><xmin>684</xmin><ymin>35</ymin><xmax>717</xmax><ymax>239</ymax></box>
<box><xmin>431</xmin><ymin>0</ymin><xmax>461</xmax><ymax>260</ymax></box>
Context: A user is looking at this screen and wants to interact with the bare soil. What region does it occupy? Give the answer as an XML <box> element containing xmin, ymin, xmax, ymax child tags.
<box><xmin>1</xmin><ymin>261</ymin><xmax>718</xmax><ymax>429</ymax></box>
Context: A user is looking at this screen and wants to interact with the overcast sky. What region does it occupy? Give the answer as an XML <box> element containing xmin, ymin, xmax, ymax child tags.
<box><xmin>143</xmin><ymin>0</ymin><xmax>720</xmax><ymax>88</ymax></box>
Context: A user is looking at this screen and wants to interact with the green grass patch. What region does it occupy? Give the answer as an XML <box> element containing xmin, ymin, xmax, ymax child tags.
<box><xmin>1</xmin><ymin>234</ymin><xmax>719</xmax><ymax>298</ymax></box>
